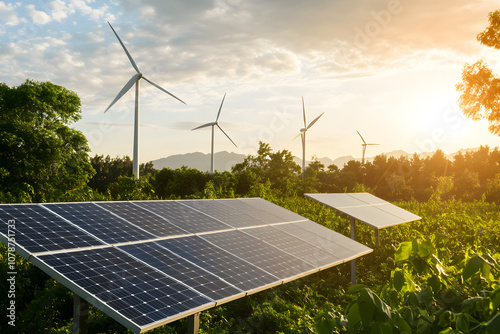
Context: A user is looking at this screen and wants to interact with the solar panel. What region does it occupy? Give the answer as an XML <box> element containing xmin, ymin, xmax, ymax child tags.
<box><xmin>1</xmin><ymin>198</ymin><xmax>373</xmax><ymax>333</ymax></box>
<box><xmin>305</xmin><ymin>193</ymin><xmax>421</xmax><ymax>229</ymax></box>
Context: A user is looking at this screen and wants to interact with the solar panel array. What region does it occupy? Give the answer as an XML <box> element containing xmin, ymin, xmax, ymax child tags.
<box><xmin>305</xmin><ymin>193</ymin><xmax>421</xmax><ymax>229</ymax></box>
<box><xmin>0</xmin><ymin>198</ymin><xmax>372</xmax><ymax>333</ymax></box>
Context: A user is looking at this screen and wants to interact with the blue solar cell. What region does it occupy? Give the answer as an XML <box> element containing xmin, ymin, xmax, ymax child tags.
<box><xmin>39</xmin><ymin>247</ymin><xmax>213</xmax><ymax>326</ymax></box>
<box><xmin>240</xmin><ymin>198</ymin><xmax>306</xmax><ymax>222</ymax></box>
<box><xmin>133</xmin><ymin>201</ymin><xmax>232</xmax><ymax>233</ymax></box>
<box><xmin>43</xmin><ymin>203</ymin><xmax>156</xmax><ymax>244</ymax></box>
<box><xmin>120</xmin><ymin>242</ymin><xmax>242</xmax><ymax>301</ymax></box>
<box><xmin>201</xmin><ymin>230</ymin><xmax>315</xmax><ymax>279</ymax></box>
<box><xmin>0</xmin><ymin>204</ymin><xmax>103</xmax><ymax>254</ymax></box>
<box><xmin>95</xmin><ymin>202</ymin><xmax>188</xmax><ymax>237</ymax></box>
<box><xmin>242</xmin><ymin>226</ymin><xmax>344</xmax><ymax>267</ymax></box>
<box><xmin>156</xmin><ymin>236</ymin><xmax>280</xmax><ymax>291</ymax></box>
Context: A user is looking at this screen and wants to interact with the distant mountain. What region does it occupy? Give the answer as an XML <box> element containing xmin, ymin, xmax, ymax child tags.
<box><xmin>150</xmin><ymin>148</ymin><xmax>485</xmax><ymax>171</ymax></box>
<box><xmin>151</xmin><ymin>151</ymin><xmax>246</xmax><ymax>172</ymax></box>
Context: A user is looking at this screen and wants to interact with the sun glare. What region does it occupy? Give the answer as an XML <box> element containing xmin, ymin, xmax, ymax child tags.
<box><xmin>415</xmin><ymin>95</ymin><xmax>464</xmax><ymax>136</ymax></box>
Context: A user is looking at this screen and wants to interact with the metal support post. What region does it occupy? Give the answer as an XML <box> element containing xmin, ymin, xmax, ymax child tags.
<box><xmin>187</xmin><ymin>312</ymin><xmax>200</xmax><ymax>334</ymax></box>
<box><xmin>73</xmin><ymin>294</ymin><xmax>89</xmax><ymax>334</ymax></box>
<box><xmin>350</xmin><ymin>217</ymin><xmax>356</xmax><ymax>285</ymax></box>
<box><xmin>375</xmin><ymin>228</ymin><xmax>379</xmax><ymax>247</ymax></box>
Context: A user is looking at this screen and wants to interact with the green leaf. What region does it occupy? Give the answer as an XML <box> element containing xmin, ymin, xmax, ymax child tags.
<box><xmin>360</xmin><ymin>288</ymin><xmax>392</xmax><ymax>321</ymax></box>
<box><xmin>348</xmin><ymin>303</ymin><xmax>361</xmax><ymax>329</ymax></box>
<box><xmin>456</xmin><ymin>313</ymin><xmax>469</xmax><ymax>332</ymax></box>
<box><xmin>486</xmin><ymin>313</ymin><xmax>500</xmax><ymax>334</ymax></box>
<box><xmin>417</xmin><ymin>239</ymin><xmax>436</xmax><ymax>258</ymax></box>
<box><xmin>347</xmin><ymin>284</ymin><xmax>368</xmax><ymax>294</ymax></box>
<box><xmin>314</xmin><ymin>310</ymin><xmax>335</xmax><ymax>334</ymax></box>
<box><xmin>393</xmin><ymin>269</ymin><xmax>405</xmax><ymax>292</ymax></box>
<box><xmin>491</xmin><ymin>288</ymin><xmax>500</xmax><ymax>310</ymax></box>
<box><xmin>417</xmin><ymin>288</ymin><xmax>433</xmax><ymax>308</ymax></box>
<box><xmin>396</xmin><ymin>241</ymin><xmax>413</xmax><ymax>263</ymax></box>
<box><xmin>438</xmin><ymin>310</ymin><xmax>454</xmax><ymax>327</ymax></box>
<box><xmin>463</xmin><ymin>255</ymin><xmax>485</xmax><ymax>281</ymax></box>
<box><xmin>427</xmin><ymin>275</ymin><xmax>441</xmax><ymax>292</ymax></box>
<box><xmin>397</xmin><ymin>316</ymin><xmax>412</xmax><ymax>334</ymax></box>
<box><xmin>439</xmin><ymin>328</ymin><xmax>456</xmax><ymax>334</ymax></box>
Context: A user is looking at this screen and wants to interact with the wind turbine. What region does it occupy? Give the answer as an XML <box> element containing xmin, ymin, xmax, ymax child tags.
<box><xmin>293</xmin><ymin>96</ymin><xmax>324</xmax><ymax>175</ymax></box>
<box><xmin>104</xmin><ymin>22</ymin><xmax>185</xmax><ymax>179</ymax></box>
<box><xmin>192</xmin><ymin>93</ymin><xmax>237</xmax><ymax>174</ymax></box>
<box><xmin>357</xmin><ymin>130</ymin><xmax>379</xmax><ymax>164</ymax></box>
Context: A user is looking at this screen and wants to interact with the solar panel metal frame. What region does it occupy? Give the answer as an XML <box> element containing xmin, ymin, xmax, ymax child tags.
<box><xmin>305</xmin><ymin>193</ymin><xmax>421</xmax><ymax>229</ymax></box>
<box><xmin>0</xmin><ymin>198</ymin><xmax>373</xmax><ymax>333</ymax></box>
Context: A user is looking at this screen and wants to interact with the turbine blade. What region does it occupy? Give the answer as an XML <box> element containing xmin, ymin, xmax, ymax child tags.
<box><xmin>216</xmin><ymin>93</ymin><xmax>226</xmax><ymax>122</ymax></box>
<box><xmin>192</xmin><ymin>122</ymin><xmax>216</xmax><ymax>131</ymax></box>
<box><xmin>143</xmin><ymin>77</ymin><xmax>186</xmax><ymax>104</ymax></box>
<box><xmin>367</xmin><ymin>143</ymin><xmax>380</xmax><ymax>146</ymax></box>
<box><xmin>104</xmin><ymin>73</ymin><xmax>141</xmax><ymax>112</ymax></box>
<box><xmin>306</xmin><ymin>112</ymin><xmax>324</xmax><ymax>130</ymax></box>
<box><xmin>302</xmin><ymin>96</ymin><xmax>306</xmax><ymax>128</ymax></box>
<box><xmin>292</xmin><ymin>130</ymin><xmax>306</xmax><ymax>141</ymax></box>
<box><xmin>217</xmin><ymin>124</ymin><xmax>237</xmax><ymax>147</ymax></box>
<box><xmin>357</xmin><ymin>130</ymin><xmax>367</xmax><ymax>144</ymax></box>
<box><xmin>108</xmin><ymin>22</ymin><xmax>141</xmax><ymax>74</ymax></box>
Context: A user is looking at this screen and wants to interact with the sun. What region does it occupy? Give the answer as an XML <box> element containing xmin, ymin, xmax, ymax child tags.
<box><xmin>415</xmin><ymin>95</ymin><xmax>464</xmax><ymax>136</ymax></box>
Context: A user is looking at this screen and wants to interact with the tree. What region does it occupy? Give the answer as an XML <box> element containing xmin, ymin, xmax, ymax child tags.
<box><xmin>0</xmin><ymin>80</ymin><xmax>94</xmax><ymax>202</ymax></box>
<box><xmin>457</xmin><ymin>10</ymin><xmax>500</xmax><ymax>135</ymax></box>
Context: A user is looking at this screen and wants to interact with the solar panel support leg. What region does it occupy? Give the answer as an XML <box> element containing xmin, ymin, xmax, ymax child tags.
<box><xmin>187</xmin><ymin>312</ymin><xmax>200</xmax><ymax>334</ymax></box>
<box><xmin>375</xmin><ymin>228</ymin><xmax>379</xmax><ymax>247</ymax></box>
<box><xmin>73</xmin><ymin>294</ymin><xmax>89</xmax><ymax>334</ymax></box>
<box><xmin>350</xmin><ymin>217</ymin><xmax>356</xmax><ymax>285</ymax></box>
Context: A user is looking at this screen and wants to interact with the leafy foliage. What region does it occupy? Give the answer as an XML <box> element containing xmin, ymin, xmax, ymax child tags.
<box><xmin>0</xmin><ymin>80</ymin><xmax>94</xmax><ymax>202</ymax></box>
<box><xmin>457</xmin><ymin>10</ymin><xmax>500</xmax><ymax>135</ymax></box>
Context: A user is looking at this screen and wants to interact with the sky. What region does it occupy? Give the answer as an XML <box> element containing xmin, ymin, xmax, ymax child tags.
<box><xmin>2</xmin><ymin>0</ymin><xmax>500</xmax><ymax>164</ymax></box>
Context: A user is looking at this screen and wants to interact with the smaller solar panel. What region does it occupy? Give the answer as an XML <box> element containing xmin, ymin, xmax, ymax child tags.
<box><xmin>305</xmin><ymin>193</ymin><xmax>421</xmax><ymax>229</ymax></box>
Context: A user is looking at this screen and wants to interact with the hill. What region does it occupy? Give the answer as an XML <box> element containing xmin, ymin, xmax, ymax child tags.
<box><xmin>150</xmin><ymin>148</ymin><xmax>483</xmax><ymax>172</ymax></box>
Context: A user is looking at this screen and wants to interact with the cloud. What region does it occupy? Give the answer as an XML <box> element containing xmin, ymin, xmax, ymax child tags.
<box><xmin>0</xmin><ymin>1</ymin><xmax>21</xmax><ymax>26</ymax></box>
<box><xmin>26</xmin><ymin>4</ymin><xmax>52</xmax><ymax>25</ymax></box>
<box><xmin>49</xmin><ymin>0</ymin><xmax>69</xmax><ymax>22</ymax></box>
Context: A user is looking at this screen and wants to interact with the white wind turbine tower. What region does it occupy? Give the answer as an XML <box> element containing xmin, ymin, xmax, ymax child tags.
<box><xmin>104</xmin><ymin>22</ymin><xmax>185</xmax><ymax>179</ymax></box>
<box><xmin>293</xmin><ymin>96</ymin><xmax>324</xmax><ymax>175</ymax></box>
<box><xmin>192</xmin><ymin>93</ymin><xmax>237</xmax><ymax>174</ymax></box>
<box><xmin>357</xmin><ymin>130</ymin><xmax>379</xmax><ymax>164</ymax></box>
